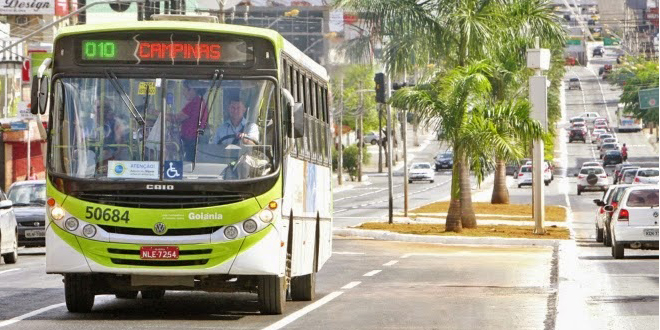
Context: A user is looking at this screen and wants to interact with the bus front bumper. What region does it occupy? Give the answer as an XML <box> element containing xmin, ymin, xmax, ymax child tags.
<box><xmin>46</xmin><ymin>221</ymin><xmax>286</xmax><ymax>277</ymax></box>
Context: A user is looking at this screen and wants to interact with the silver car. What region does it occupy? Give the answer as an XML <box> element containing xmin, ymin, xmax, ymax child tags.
<box><xmin>599</xmin><ymin>143</ymin><xmax>619</xmax><ymax>159</ymax></box>
<box><xmin>0</xmin><ymin>189</ymin><xmax>18</xmax><ymax>264</ymax></box>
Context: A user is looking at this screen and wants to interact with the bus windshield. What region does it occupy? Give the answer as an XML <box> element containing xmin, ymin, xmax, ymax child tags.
<box><xmin>50</xmin><ymin>77</ymin><xmax>278</xmax><ymax>182</ymax></box>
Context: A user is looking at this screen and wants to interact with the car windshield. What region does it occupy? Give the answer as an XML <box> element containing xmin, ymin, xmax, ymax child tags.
<box><xmin>521</xmin><ymin>166</ymin><xmax>532</xmax><ymax>173</ymax></box>
<box><xmin>606</xmin><ymin>150</ymin><xmax>621</xmax><ymax>155</ymax></box>
<box><xmin>7</xmin><ymin>184</ymin><xmax>46</xmax><ymax>206</ymax></box>
<box><xmin>412</xmin><ymin>164</ymin><xmax>431</xmax><ymax>169</ymax></box>
<box><xmin>599</xmin><ymin>134</ymin><xmax>613</xmax><ymax>139</ymax></box>
<box><xmin>438</xmin><ymin>153</ymin><xmax>452</xmax><ymax>159</ymax></box>
<box><xmin>580</xmin><ymin>168</ymin><xmax>604</xmax><ymax>175</ymax></box>
<box><xmin>602</xmin><ymin>144</ymin><xmax>616</xmax><ymax>149</ymax></box>
<box><xmin>627</xmin><ymin>189</ymin><xmax>660</xmax><ymax>207</ymax></box>
<box><xmin>49</xmin><ymin>77</ymin><xmax>278</xmax><ymax>182</ymax></box>
<box><xmin>637</xmin><ymin>169</ymin><xmax>659</xmax><ymax>177</ymax></box>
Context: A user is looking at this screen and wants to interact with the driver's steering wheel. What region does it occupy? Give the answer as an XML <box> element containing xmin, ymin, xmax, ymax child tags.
<box><xmin>217</xmin><ymin>134</ymin><xmax>259</xmax><ymax>145</ymax></box>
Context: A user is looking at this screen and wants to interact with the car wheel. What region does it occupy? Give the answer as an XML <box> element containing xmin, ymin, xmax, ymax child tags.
<box><xmin>64</xmin><ymin>274</ymin><xmax>95</xmax><ymax>313</ymax></box>
<box><xmin>408</xmin><ymin>180</ymin><xmax>413</xmax><ymax>184</ymax></box>
<box><xmin>370</xmin><ymin>140</ymin><xmax>377</xmax><ymax>145</ymax></box>
<box><xmin>604</xmin><ymin>225</ymin><xmax>612</xmax><ymax>247</ymax></box>
<box><xmin>141</xmin><ymin>290</ymin><xmax>165</xmax><ymax>299</ymax></box>
<box><xmin>577</xmin><ymin>188</ymin><xmax>581</xmax><ymax>196</ymax></box>
<box><xmin>545</xmin><ymin>181</ymin><xmax>550</xmax><ymax>186</ymax></box>
<box><xmin>611</xmin><ymin>238</ymin><xmax>624</xmax><ymax>259</ymax></box>
<box><xmin>430</xmin><ymin>180</ymin><xmax>434</xmax><ymax>183</ymax></box>
<box><xmin>2</xmin><ymin>232</ymin><xmax>18</xmax><ymax>264</ymax></box>
<box><xmin>596</xmin><ymin>227</ymin><xmax>604</xmax><ymax>243</ymax></box>
<box><xmin>518</xmin><ymin>184</ymin><xmax>522</xmax><ymax>188</ymax></box>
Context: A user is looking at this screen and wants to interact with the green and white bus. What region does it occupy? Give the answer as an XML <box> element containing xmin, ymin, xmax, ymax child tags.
<box><xmin>38</xmin><ymin>18</ymin><xmax>333</xmax><ymax>315</ymax></box>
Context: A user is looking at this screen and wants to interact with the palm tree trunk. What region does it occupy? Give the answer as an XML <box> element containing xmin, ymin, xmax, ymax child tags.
<box><xmin>459</xmin><ymin>153</ymin><xmax>477</xmax><ymax>228</ymax></box>
<box><xmin>445</xmin><ymin>152</ymin><xmax>462</xmax><ymax>233</ymax></box>
<box><xmin>490</xmin><ymin>158</ymin><xmax>510</xmax><ymax>204</ymax></box>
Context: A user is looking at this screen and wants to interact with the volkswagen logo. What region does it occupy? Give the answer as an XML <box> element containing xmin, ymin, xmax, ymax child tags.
<box><xmin>153</xmin><ymin>222</ymin><xmax>167</xmax><ymax>235</ymax></box>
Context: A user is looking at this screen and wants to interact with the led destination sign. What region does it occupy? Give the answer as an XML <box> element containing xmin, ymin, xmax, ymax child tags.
<box><xmin>78</xmin><ymin>34</ymin><xmax>252</xmax><ymax>65</ymax></box>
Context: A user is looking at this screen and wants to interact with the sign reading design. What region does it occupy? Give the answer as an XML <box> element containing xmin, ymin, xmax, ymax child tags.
<box><xmin>1</xmin><ymin>0</ymin><xmax>54</xmax><ymax>15</ymax></box>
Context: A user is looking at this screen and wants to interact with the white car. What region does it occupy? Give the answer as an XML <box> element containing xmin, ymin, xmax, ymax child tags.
<box><xmin>517</xmin><ymin>163</ymin><xmax>551</xmax><ymax>188</ymax></box>
<box><xmin>571</xmin><ymin>122</ymin><xmax>588</xmax><ymax>133</ymax></box>
<box><xmin>576</xmin><ymin>166</ymin><xmax>609</xmax><ymax>195</ymax></box>
<box><xmin>632</xmin><ymin>168</ymin><xmax>659</xmax><ymax>185</ymax></box>
<box><xmin>0</xmin><ymin>191</ymin><xmax>17</xmax><ymax>264</ymax></box>
<box><xmin>590</xmin><ymin>128</ymin><xmax>607</xmax><ymax>142</ymax></box>
<box><xmin>593</xmin><ymin>184</ymin><xmax>635</xmax><ymax>244</ymax></box>
<box><xmin>579</xmin><ymin>112</ymin><xmax>601</xmax><ymax>124</ymax></box>
<box><xmin>607</xmin><ymin>186</ymin><xmax>659</xmax><ymax>259</ymax></box>
<box><xmin>408</xmin><ymin>162</ymin><xmax>434</xmax><ymax>183</ymax></box>
<box><xmin>581</xmin><ymin>161</ymin><xmax>601</xmax><ymax>169</ymax></box>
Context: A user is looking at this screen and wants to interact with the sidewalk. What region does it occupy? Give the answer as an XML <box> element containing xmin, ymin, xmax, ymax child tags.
<box><xmin>642</xmin><ymin>127</ymin><xmax>659</xmax><ymax>153</ymax></box>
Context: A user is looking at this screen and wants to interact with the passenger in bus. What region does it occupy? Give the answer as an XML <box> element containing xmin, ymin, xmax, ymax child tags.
<box><xmin>102</xmin><ymin>114</ymin><xmax>130</xmax><ymax>162</ymax></box>
<box><xmin>174</xmin><ymin>80</ymin><xmax>208</xmax><ymax>161</ymax></box>
<box><xmin>213</xmin><ymin>94</ymin><xmax>259</xmax><ymax>146</ymax></box>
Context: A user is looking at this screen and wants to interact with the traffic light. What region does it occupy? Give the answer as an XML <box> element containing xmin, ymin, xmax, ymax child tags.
<box><xmin>374</xmin><ymin>72</ymin><xmax>385</xmax><ymax>103</ymax></box>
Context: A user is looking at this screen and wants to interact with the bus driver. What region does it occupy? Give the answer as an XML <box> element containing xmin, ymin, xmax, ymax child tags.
<box><xmin>213</xmin><ymin>93</ymin><xmax>259</xmax><ymax>146</ymax></box>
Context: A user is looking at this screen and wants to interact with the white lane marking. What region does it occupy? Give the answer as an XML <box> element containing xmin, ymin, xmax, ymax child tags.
<box><xmin>0</xmin><ymin>303</ymin><xmax>65</xmax><ymax>328</ymax></box>
<box><xmin>332</xmin><ymin>251</ymin><xmax>365</xmax><ymax>255</ymax></box>
<box><xmin>261</xmin><ymin>291</ymin><xmax>343</xmax><ymax>330</ymax></box>
<box><xmin>586</xmin><ymin>66</ymin><xmax>613</xmax><ymax>123</ymax></box>
<box><xmin>341</xmin><ymin>281</ymin><xmax>361</xmax><ymax>289</ymax></box>
<box><xmin>0</xmin><ymin>268</ymin><xmax>20</xmax><ymax>275</ymax></box>
<box><xmin>383</xmin><ymin>260</ymin><xmax>398</xmax><ymax>266</ymax></box>
<box><xmin>363</xmin><ymin>270</ymin><xmax>382</xmax><ymax>277</ymax></box>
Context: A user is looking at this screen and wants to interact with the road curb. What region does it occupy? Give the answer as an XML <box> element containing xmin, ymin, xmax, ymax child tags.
<box><xmin>333</xmin><ymin>228</ymin><xmax>561</xmax><ymax>247</ymax></box>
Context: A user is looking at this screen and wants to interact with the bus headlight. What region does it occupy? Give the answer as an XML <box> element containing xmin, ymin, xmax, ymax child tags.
<box><xmin>82</xmin><ymin>224</ymin><xmax>97</xmax><ymax>238</ymax></box>
<box><xmin>51</xmin><ymin>207</ymin><xmax>65</xmax><ymax>221</ymax></box>
<box><xmin>243</xmin><ymin>219</ymin><xmax>258</xmax><ymax>233</ymax></box>
<box><xmin>224</xmin><ymin>226</ymin><xmax>239</xmax><ymax>239</ymax></box>
<box><xmin>64</xmin><ymin>217</ymin><xmax>79</xmax><ymax>231</ymax></box>
<box><xmin>259</xmin><ymin>210</ymin><xmax>273</xmax><ymax>223</ymax></box>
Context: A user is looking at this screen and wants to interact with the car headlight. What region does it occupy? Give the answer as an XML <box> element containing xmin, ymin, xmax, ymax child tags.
<box><xmin>259</xmin><ymin>209</ymin><xmax>274</xmax><ymax>223</ymax></box>
<box><xmin>64</xmin><ymin>217</ymin><xmax>79</xmax><ymax>231</ymax></box>
<box><xmin>82</xmin><ymin>224</ymin><xmax>97</xmax><ymax>238</ymax></box>
<box><xmin>51</xmin><ymin>207</ymin><xmax>65</xmax><ymax>221</ymax></box>
<box><xmin>224</xmin><ymin>226</ymin><xmax>239</xmax><ymax>239</ymax></box>
<box><xmin>243</xmin><ymin>219</ymin><xmax>258</xmax><ymax>233</ymax></box>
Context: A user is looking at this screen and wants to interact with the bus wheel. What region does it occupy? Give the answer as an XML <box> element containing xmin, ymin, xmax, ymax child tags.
<box><xmin>258</xmin><ymin>275</ymin><xmax>286</xmax><ymax>315</ymax></box>
<box><xmin>115</xmin><ymin>291</ymin><xmax>138</xmax><ymax>299</ymax></box>
<box><xmin>141</xmin><ymin>290</ymin><xmax>165</xmax><ymax>299</ymax></box>
<box><xmin>64</xmin><ymin>274</ymin><xmax>95</xmax><ymax>313</ymax></box>
<box><xmin>290</xmin><ymin>272</ymin><xmax>316</xmax><ymax>301</ymax></box>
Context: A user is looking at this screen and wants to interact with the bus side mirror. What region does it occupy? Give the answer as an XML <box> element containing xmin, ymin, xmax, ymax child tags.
<box><xmin>30</xmin><ymin>76</ymin><xmax>39</xmax><ymax>114</ymax></box>
<box><xmin>292</xmin><ymin>103</ymin><xmax>304</xmax><ymax>139</ymax></box>
<box><xmin>37</xmin><ymin>75</ymin><xmax>49</xmax><ymax>115</ymax></box>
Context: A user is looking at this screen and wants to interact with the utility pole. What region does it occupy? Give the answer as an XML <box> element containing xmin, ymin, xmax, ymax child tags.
<box><xmin>378</xmin><ymin>104</ymin><xmax>383</xmax><ymax>173</ymax></box>
<box><xmin>338</xmin><ymin>79</ymin><xmax>344</xmax><ymax>185</ymax></box>
<box><xmin>402</xmin><ymin>109</ymin><xmax>408</xmax><ymax>217</ymax></box>
<box><xmin>386</xmin><ymin>73</ymin><xmax>394</xmax><ymax>224</ymax></box>
<box><xmin>528</xmin><ymin>37</ymin><xmax>549</xmax><ymax>235</ymax></box>
<box><xmin>357</xmin><ymin>82</ymin><xmax>363</xmax><ymax>182</ymax></box>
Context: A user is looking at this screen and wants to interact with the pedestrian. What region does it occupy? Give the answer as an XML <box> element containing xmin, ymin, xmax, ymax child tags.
<box><xmin>25</xmin><ymin>166</ymin><xmax>38</xmax><ymax>180</ymax></box>
<box><xmin>621</xmin><ymin>143</ymin><xmax>628</xmax><ymax>162</ymax></box>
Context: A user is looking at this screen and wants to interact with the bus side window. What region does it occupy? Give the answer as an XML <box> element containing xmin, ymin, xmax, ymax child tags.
<box><xmin>310</xmin><ymin>79</ymin><xmax>318</xmax><ymax>162</ymax></box>
<box><xmin>295</xmin><ymin>70</ymin><xmax>304</xmax><ymax>158</ymax></box>
<box><xmin>303</xmin><ymin>75</ymin><xmax>311</xmax><ymax>159</ymax></box>
<box><xmin>318</xmin><ymin>85</ymin><xmax>327</xmax><ymax>164</ymax></box>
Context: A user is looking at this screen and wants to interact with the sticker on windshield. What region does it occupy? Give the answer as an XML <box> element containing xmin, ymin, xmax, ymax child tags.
<box><xmin>164</xmin><ymin>161</ymin><xmax>183</xmax><ymax>180</ymax></box>
<box><xmin>138</xmin><ymin>82</ymin><xmax>156</xmax><ymax>95</ymax></box>
<box><xmin>108</xmin><ymin>161</ymin><xmax>159</xmax><ymax>179</ymax></box>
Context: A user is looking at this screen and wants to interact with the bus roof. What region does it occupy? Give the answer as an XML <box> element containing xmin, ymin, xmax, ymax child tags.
<box><xmin>55</xmin><ymin>20</ymin><xmax>328</xmax><ymax>81</ymax></box>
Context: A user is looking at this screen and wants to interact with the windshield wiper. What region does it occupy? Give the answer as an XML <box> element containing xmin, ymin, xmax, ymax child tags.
<box><xmin>141</xmin><ymin>84</ymin><xmax>151</xmax><ymax>160</ymax></box>
<box><xmin>192</xmin><ymin>69</ymin><xmax>224</xmax><ymax>171</ymax></box>
<box><xmin>105</xmin><ymin>71</ymin><xmax>146</xmax><ymax>127</ymax></box>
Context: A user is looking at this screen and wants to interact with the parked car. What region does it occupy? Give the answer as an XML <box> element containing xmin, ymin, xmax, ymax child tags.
<box><xmin>576</xmin><ymin>166</ymin><xmax>609</xmax><ymax>195</ymax></box>
<box><xmin>569</xmin><ymin>129</ymin><xmax>586</xmax><ymax>143</ymax></box>
<box><xmin>593</xmin><ymin>185</ymin><xmax>633</xmax><ymax>243</ymax></box>
<box><xmin>632</xmin><ymin>168</ymin><xmax>659</xmax><ymax>185</ymax></box>
<box><xmin>599</xmin><ymin>143</ymin><xmax>619</xmax><ymax>159</ymax></box>
<box><xmin>408</xmin><ymin>162</ymin><xmax>435</xmax><ymax>183</ymax></box>
<box><xmin>363</xmin><ymin>132</ymin><xmax>380</xmax><ymax>145</ymax></box>
<box><xmin>607</xmin><ymin>186</ymin><xmax>659</xmax><ymax>259</ymax></box>
<box><xmin>7</xmin><ymin>180</ymin><xmax>46</xmax><ymax>247</ymax></box>
<box><xmin>434</xmin><ymin>151</ymin><xmax>454</xmax><ymax>171</ymax></box>
<box><xmin>613</xmin><ymin>164</ymin><xmax>638</xmax><ymax>184</ymax></box>
<box><xmin>593</xmin><ymin>47</ymin><xmax>604</xmax><ymax>57</ymax></box>
<box><xmin>591</xmin><ymin>128</ymin><xmax>607</xmax><ymax>142</ymax></box>
<box><xmin>602</xmin><ymin>150</ymin><xmax>623</xmax><ymax>166</ymax></box>
<box><xmin>0</xmin><ymin>188</ymin><xmax>17</xmax><ymax>264</ymax></box>
<box><xmin>506</xmin><ymin>161</ymin><xmax>520</xmax><ymax>176</ymax></box>
<box><xmin>597</xmin><ymin>184</ymin><xmax>638</xmax><ymax>246</ymax></box>
<box><xmin>517</xmin><ymin>165</ymin><xmax>533</xmax><ymax>188</ymax></box>
<box><xmin>621</xmin><ymin>167</ymin><xmax>641</xmax><ymax>184</ymax></box>
<box><xmin>568</xmin><ymin>77</ymin><xmax>581</xmax><ymax>90</ymax></box>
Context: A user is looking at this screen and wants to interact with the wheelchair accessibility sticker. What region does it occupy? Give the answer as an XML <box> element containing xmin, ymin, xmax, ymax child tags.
<box><xmin>164</xmin><ymin>161</ymin><xmax>183</xmax><ymax>180</ymax></box>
